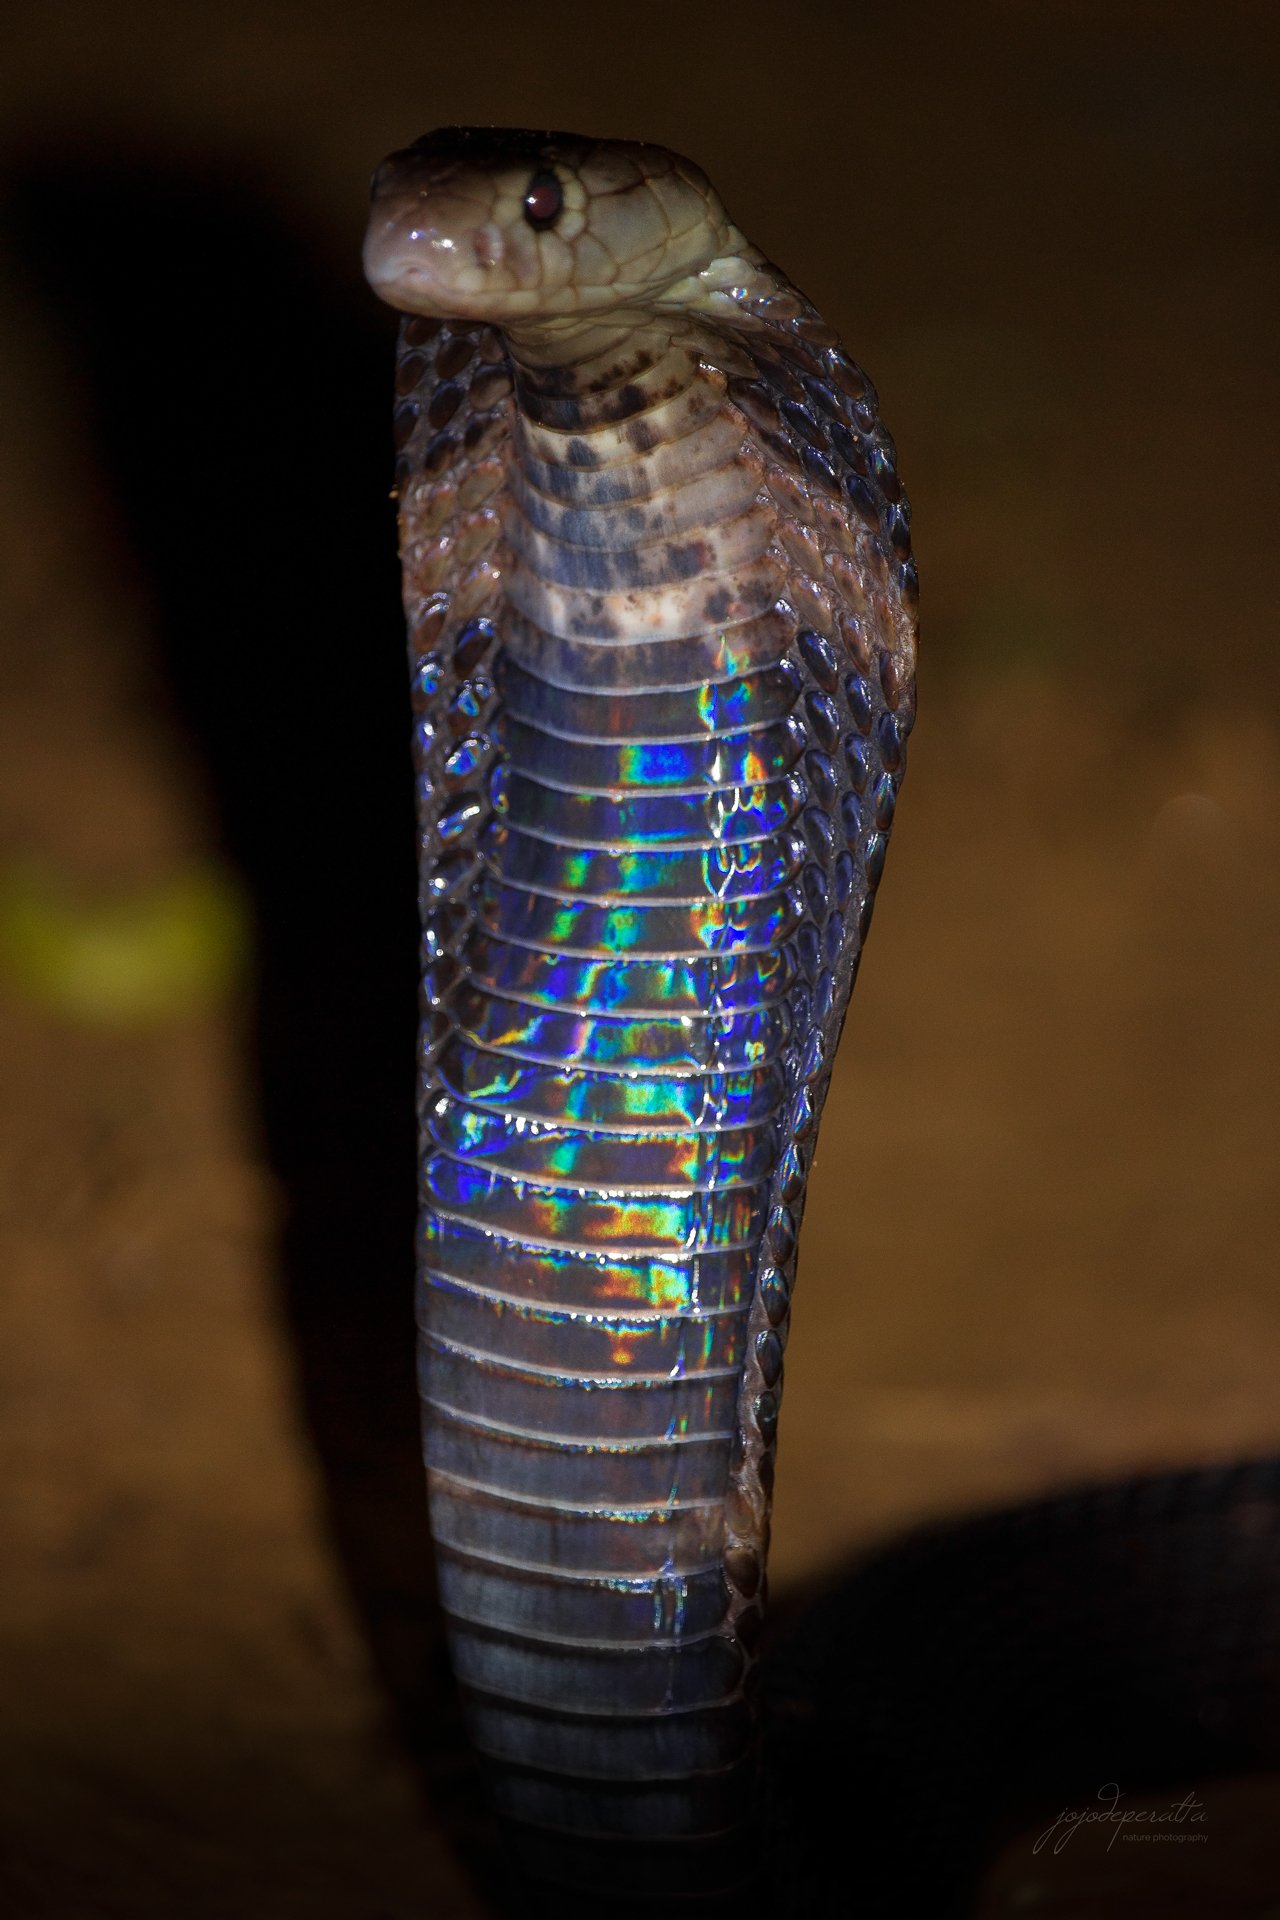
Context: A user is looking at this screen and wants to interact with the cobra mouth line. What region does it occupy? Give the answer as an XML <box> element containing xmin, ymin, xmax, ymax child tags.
<box><xmin>364</xmin><ymin>124</ymin><xmax>916</xmax><ymax>1912</ymax></box>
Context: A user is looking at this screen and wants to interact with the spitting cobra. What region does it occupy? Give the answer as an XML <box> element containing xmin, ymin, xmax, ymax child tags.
<box><xmin>362</xmin><ymin>127</ymin><xmax>917</xmax><ymax>1914</ymax></box>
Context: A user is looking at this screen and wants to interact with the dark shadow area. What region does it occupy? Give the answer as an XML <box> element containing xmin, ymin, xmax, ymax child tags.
<box><xmin>761</xmin><ymin>1455</ymin><xmax>1280</xmax><ymax>1915</ymax></box>
<box><xmin>3</xmin><ymin>148</ymin><xmax>514</xmax><ymax>1909</ymax></box>
<box><xmin>6</xmin><ymin>151</ymin><xmax>1278</xmax><ymax>1920</ymax></box>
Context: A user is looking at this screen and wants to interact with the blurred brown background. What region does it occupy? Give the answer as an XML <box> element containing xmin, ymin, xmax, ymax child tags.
<box><xmin>0</xmin><ymin>3</ymin><xmax>1276</xmax><ymax>1915</ymax></box>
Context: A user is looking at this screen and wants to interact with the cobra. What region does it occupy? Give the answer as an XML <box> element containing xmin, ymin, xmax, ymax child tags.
<box><xmin>363</xmin><ymin>126</ymin><xmax>916</xmax><ymax>1913</ymax></box>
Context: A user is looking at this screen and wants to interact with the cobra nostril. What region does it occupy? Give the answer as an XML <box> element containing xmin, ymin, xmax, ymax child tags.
<box><xmin>474</xmin><ymin>223</ymin><xmax>504</xmax><ymax>269</ymax></box>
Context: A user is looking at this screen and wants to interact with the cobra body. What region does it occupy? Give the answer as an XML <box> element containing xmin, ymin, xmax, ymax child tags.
<box><xmin>363</xmin><ymin>128</ymin><xmax>916</xmax><ymax>1911</ymax></box>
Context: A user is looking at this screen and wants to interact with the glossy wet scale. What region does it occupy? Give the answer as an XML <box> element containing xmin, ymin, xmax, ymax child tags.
<box><xmin>419</xmin><ymin>1335</ymin><xmax>742</xmax><ymax>1441</ymax></box>
<box><xmin>436</xmin><ymin>990</ymin><xmax>790</xmax><ymax>1072</ymax></box>
<box><xmin>473</xmin><ymin>873</ymin><xmax>803</xmax><ymax>958</ymax></box>
<box><xmin>425</xmin><ymin>1094</ymin><xmax>780</xmax><ymax>1184</ymax></box>
<box><xmin>424</xmin><ymin>1407</ymin><xmax>736</xmax><ymax>1507</ymax></box>
<box><xmin>425</xmin><ymin>1471</ymin><xmax>727</xmax><ymax>1578</ymax></box>
<box><xmin>418</xmin><ymin>1213</ymin><xmax>758</xmax><ymax>1315</ymax></box>
<box><xmin>446</xmin><ymin>1616</ymin><xmax>746</xmax><ymax>1717</ymax></box>
<box><xmin>420</xmin><ymin>1151</ymin><xmax>767</xmax><ymax>1254</ymax></box>
<box><xmin>464</xmin><ymin>935</ymin><xmax>796</xmax><ymax>1015</ymax></box>
<box><xmin>494</xmin><ymin>650</ymin><xmax>802</xmax><ymax>742</ymax></box>
<box><xmin>434</xmin><ymin>1037</ymin><xmax>788</xmax><ymax>1130</ymax></box>
<box><xmin>498</xmin><ymin>713</ymin><xmax>806</xmax><ymax>794</ymax></box>
<box><xmin>418</xmin><ymin>1273</ymin><xmax>749</xmax><ymax>1377</ymax></box>
<box><xmin>485</xmin><ymin>824</ymin><xmax>804</xmax><ymax>907</ymax></box>
<box><xmin>492</xmin><ymin>765</ymin><xmax>806</xmax><ymax>851</ymax></box>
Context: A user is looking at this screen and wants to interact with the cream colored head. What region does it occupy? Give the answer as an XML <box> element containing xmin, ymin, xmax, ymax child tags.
<box><xmin>363</xmin><ymin>127</ymin><xmax>740</xmax><ymax>328</ymax></box>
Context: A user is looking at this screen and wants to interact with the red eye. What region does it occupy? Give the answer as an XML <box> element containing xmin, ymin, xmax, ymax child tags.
<box><xmin>523</xmin><ymin>170</ymin><xmax>563</xmax><ymax>231</ymax></box>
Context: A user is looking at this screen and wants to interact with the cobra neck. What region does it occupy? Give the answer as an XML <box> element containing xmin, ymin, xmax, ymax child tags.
<box><xmin>500</xmin><ymin>314</ymin><xmax>682</xmax><ymax>385</ymax></box>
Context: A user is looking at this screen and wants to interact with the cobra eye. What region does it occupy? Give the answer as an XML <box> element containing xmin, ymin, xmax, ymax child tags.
<box><xmin>522</xmin><ymin>170</ymin><xmax>563</xmax><ymax>231</ymax></box>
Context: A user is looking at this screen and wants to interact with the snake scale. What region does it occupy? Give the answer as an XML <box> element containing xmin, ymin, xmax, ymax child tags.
<box><xmin>362</xmin><ymin>127</ymin><xmax>917</xmax><ymax>1912</ymax></box>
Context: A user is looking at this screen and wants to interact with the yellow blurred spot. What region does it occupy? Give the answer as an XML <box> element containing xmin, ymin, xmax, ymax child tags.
<box><xmin>0</xmin><ymin>863</ymin><xmax>248</xmax><ymax>1025</ymax></box>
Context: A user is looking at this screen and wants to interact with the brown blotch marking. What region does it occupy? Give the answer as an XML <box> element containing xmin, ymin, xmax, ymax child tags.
<box><xmin>665</xmin><ymin>541</ymin><xmax>711</xmax><ymax>581</ymax></box>
<box><xmin>565</xmin><ymin>437</ymin><xmax>600</xmax><ymax>469</ymax></box>
<box><xmin>523</xmin><ymin>394</ymin><xmax>588</xmax><ymax>433</ymax></box>
<box><xmin>625</xmin><ymin>417</ymin><xmax>657</xmax><ymax>454</ymax></box>
<box><xmin>567</xmin><ymin>599</ymin><xmax>619</xmax><ymax>640</ymax></box>
<box><xmin>580</xmin><ymin>346</ymin><xmax>657</xmax><ymax>393</ymax></box>
<box><xmin>610</xmin><ymin>384</ymin><xmax>648</xmax><ymax>418</ymax></box>
<box><xmin>515</xmin><ymin>361</ymin><xmax>577</xmax><ymax>399</ymax></box>
<box><xmin>703</xmin><ymin>586</ymin><xmax>733</xmax><ymax>623</ymax></box>
<box><xmin>598</xmin><ymin>370</ymin><xmax>689</xmax><ymax>423</ymax></box>
<box><xmin>571</xmin><ymin>549</ymin><xmax>619</xmax><ymax>592</ymax></box>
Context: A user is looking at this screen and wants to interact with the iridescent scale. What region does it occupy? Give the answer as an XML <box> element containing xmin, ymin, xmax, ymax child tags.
<box><xmin>392</xmin><ymin>289</ymin><xmax>916</xmax><ymax>1909</ymax></box>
